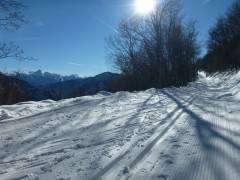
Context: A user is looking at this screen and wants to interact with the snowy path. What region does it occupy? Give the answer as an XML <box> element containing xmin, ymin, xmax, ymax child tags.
<box><xmin>129</xmin><ymin>85</ymin><xmax>240</xmax><ymax>180</ymax></box>
<box><xmin>0</xmin><ymin>72</ymin><xmax>239</xmax><ymax>180</ymax></box>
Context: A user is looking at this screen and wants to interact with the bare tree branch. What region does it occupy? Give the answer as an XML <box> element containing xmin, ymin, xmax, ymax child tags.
<box><xmin>0</xmin><ymin>1</ymin><xmax>37</xmax><ymax>61</ymax></box>
<box><xmin>0</xmin><ymin>43</ymin><xmax>37</xmax><ymax>61</ymax></box>
<box><xmin>0</xmin><ymin>0</ymin><xmax>27</xmax><ymax>31</ymax></box>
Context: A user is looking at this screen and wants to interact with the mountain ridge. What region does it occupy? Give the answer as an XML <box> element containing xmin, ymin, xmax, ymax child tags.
<box><xmin>17</xmin><ymin>70</ymin><xmax>82</xmax><ymax>87</ymax></box>
<box><xmin>44</xmin><ymin>72</ymin><xmax>120</xmax><ymax>98</ymax></box>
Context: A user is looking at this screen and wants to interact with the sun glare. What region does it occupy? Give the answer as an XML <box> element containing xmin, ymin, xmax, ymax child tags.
<box><xmin>135</xmin><ymin>0</ymin><xmax>156</xmax><ymax>14</ymax></box>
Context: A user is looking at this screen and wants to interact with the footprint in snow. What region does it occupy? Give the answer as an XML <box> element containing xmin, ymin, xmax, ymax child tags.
<box><xmin>41</xmin><ymin>163</ymin><xmax>52</xmax><ymax>172</ymax></box>
<box><xmin>5</xmin><ymin>137</ymin><xmax>12</xmax><ymax>141</ymax></box>
<box><xmin>160</xmin><ymin>154</ymin><xmax>170</xmax><ymax>158</ymax></box>
<box><xmin>140</xmin><ymin>168</ymin><xmax>147</xmax><ymax>173</ymax></box>
<box><xmin>165</xmin><ymin>160</ymin><xmax>174</xmax><ymax>165</ymax></box>
<box><xmin>187</xmin><ymin>133</ymin><xmax>195</xmax><ymax>137</ymax></box>
<box><xmin>146</xmin><ymin>161</ymin><xmax>153</xmax><ymax>165</ymax></box>
<box><xmin>74</xmin><ymin>144</ymin><xmax>86</xmax><ymax>150</ymax></box>
<box><xmin>187</xmin><ymin>152</ymin><xmax>197</xmax><ymax>156</ymax></box>
<box><xmin>158</xmin><ymin>174</ymin><xmax>168</xmax><ymax>179</ymax></box>
<box><xmin>123</xmin><ymin>165</ymin><xmax>130</xmax><ymax>174</ymax></box>
<box><xmin>72</xmin><ymin>138</ymin><xmax>79</xmax><ymax>142</ymax></box>
<box><xmin>171</xmin><ymin>144</ymin><xmax>181</xmax><ymax>149</ymax></box>
<box><xmin>170</xmin><ymin>140</ymin><xmax>178</xmax><ymax>143</ymax></box>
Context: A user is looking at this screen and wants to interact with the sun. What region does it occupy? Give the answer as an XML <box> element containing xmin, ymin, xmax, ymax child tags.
<box><xmin>135</xmin><ymin>0</ymin><xmax>156</xmax><ymax>14</ymax></box>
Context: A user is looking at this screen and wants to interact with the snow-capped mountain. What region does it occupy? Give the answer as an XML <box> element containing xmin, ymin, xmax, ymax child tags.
<box><xmin>18</xmin><ymin>70</ymin><xmax>82</xmax><ymax>87</ymax></box>
<box><xmin>44</xmin><ymin>72</ymin><xmax>120</xmax><ymax>98</ymax></box>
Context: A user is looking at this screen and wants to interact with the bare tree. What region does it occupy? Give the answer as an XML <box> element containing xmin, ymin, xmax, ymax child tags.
<box><xmin>106</xmin><ymin>18</ymin><xmax>147</xmax><ymax>89</ymax></box>
<box><xmin>0</xmin><ymin>0</ymin><xmax>36</xmax><ymax>61</ymax></box>
<box><xmin>0</xmin><ymin>0</ymin><xmax>27</xmax><ymax>31</ymax></box>
<box><xmin>106</xmin><ymin>0</ymin><xmax>200</xmax><ymax>90</ymax></box>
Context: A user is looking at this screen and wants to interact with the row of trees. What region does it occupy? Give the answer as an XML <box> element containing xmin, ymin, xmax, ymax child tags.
<box><xmin>200</xmin><ymin>0</ymin><xmax>240</xmax><ymax>73</ymax></box>
<box><xmin>106</xmin><ymin>0</ymin><xmax>200</xmax><ymax>91</ymax></box>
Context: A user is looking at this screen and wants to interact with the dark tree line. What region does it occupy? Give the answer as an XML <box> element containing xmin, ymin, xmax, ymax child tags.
<box><xmin>106</xmin><ymin>0</ymin><xmax>200</xmax><ymax>91</ymax></box>
<box><xmin>200</xmin><ymin>0</ymin><xmax>240</xmax><ymax>73</ymax></box>
<box><xmin>0</xmin><ymin>73</ymin><xmax>28</xmax><ymax>104</ymax></box>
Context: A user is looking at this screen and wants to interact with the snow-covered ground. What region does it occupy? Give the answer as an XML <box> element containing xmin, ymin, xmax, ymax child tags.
<box><xmin>0</xmin><ymin>71</ymin><xmax>239</xmax><ymax>180</ymax></box>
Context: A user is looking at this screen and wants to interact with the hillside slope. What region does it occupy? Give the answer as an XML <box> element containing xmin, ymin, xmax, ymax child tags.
<box><xmin>0</xmin><ymin>71</ymin><xmax>239</xmax><ymax>180</ymax></box>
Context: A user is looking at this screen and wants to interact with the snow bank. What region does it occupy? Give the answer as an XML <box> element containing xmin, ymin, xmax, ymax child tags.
<box><xmin>0</xmin><ymin>100</ymin><xmax>57</xmax><ymax>121</ymax></box>
<box><xmin>0</xmin><ymin>110</ymin><xmax>14</xmax><ymax>120</ymax></box>
<box><xmin>0</xmin><ymin>96</ymin><xmax>91</xmax><ymax>122</ymax></box>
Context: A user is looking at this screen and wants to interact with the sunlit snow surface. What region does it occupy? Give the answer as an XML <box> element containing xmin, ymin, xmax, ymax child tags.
<box><xmin>0</xmin><ymin>71</ymin><xmax>240</xmax><ymax>180</ymax></box>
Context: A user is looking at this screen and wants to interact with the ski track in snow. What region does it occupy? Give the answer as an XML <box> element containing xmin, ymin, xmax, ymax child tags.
<box><xmin>0</xmin><ymin>71</ymin><xmax>240</xmax><ymax>180</ymax></box>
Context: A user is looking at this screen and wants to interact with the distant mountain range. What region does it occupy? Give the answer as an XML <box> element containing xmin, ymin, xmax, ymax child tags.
<box><xmin>1</xmin><ymin>70</ymin><xmax>119</xmax><ymax>104</ymax></box>
<box><xmin>18</xmin><ymin>70</ymin><xmax>82</xmax><ymax>87</ymax></box>
<box><xmin>44</xmin><ymin>72</ymin><xmax>119</xmax><ymax>98</ymax></box>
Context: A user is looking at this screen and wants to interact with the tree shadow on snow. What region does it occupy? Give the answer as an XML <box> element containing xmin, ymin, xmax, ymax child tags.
<box><xmin>162</xmin><ymin>89</ymin><xmax>240</xmax><ymax>180</ymax></box>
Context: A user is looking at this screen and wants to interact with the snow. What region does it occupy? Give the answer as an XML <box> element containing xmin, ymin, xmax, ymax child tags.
<box><xmin>0</xmin><ymin>71</ymin><xmax>239</xmax><ymax>180</ymax></box>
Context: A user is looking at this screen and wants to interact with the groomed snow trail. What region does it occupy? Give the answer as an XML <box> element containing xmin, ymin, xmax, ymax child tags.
<box><xmin>0</xmin><ymin>71</ymin><xmax>239</xmax><ymax>180</ymax></box>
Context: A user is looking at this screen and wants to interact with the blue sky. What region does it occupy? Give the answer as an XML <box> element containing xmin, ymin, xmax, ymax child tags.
<box><xmin>0</xmin><ymin>0</ymin><xmax>236</xmax><ymax>76</ymax></box>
